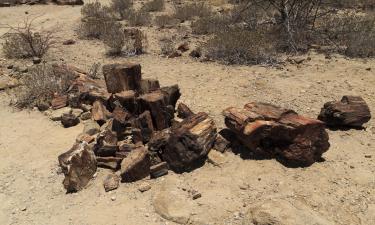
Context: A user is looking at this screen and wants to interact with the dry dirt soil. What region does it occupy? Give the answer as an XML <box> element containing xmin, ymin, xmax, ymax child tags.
<box><xmin>0</xmin><ymin>1</ymin><xmax>375</xmax><ymax>225</ymax></box>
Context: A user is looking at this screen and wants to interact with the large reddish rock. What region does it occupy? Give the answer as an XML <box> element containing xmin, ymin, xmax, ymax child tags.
<box><xmin>58</xmin><ymin>143</ymin><xmax>97</xmax><ymax>192</ymax></box>
<box><xmin>103</xmin><ymin>63</ymin><xmax>142</xmax><ymax>94</ymax></box>
<box><xmin>318</xmin><ymin>96</ymin><xmax>371</xmax><ymax>128</ymax></box>
<box><xmin>120</xmin><ymin>146</ymin><xmax>150</xmax><ymax>182</ymax></box>
<box><xmin>223</xmin><ymin>102</ymin><xmax>330</xmax><ymax>167</ymax></box>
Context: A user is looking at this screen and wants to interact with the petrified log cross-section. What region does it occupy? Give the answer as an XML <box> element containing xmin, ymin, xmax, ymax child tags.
<box><xmin>223</xmin><ymin>102</ymin><xmax>330</xmax><ymax>167</ymax></box>
<box><xmin>162</xmin><ymin>112</ymin><xmax>217</xmax><ymax>172</ymax></box>
<box><xmin>103</xmin><ymin>63</ymin><xmax>142</xmax><ymax>94</ymax></box>
<box><xmin>318</xmin><ymin>96</ymin><xmax>371</xmax><ymax>128</ymax></box>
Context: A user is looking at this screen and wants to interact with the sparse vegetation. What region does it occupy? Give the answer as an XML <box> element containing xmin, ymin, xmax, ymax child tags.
<box><xmin>204</xmin><ymin>28</ymin><xmax>277</xmax><ymax>65</ymax></box>
<box><xmin>78</xmin><ymin>2</ymin><xmax>115</xmax><ymax>39</ymax></box>
<box><xmin>154</xmin><ymin>15</ymin><xmax>178</xmax><ymax>28</ymax></box>
<box><xmin>159</xmin><ymin>36</ymin><xmax>175</xmax><ymax>56</ymax></box>
<box><xmin>1</xmin><ymin>18</ymin><xmax>55</xmax><ymax>59</ymax></box>
<box><xmin>14</xmin><ymin>63</ymin><xmax>75</xmax><ymax>108</ymax></box>
<box><xmin>127</xmin><ymin>10</ymin><xmax>152</xmax><ymax>26</ymax></box>
<box><xmin>102</xmin><ymin>22</ymin><xmax>126</xmax><ymax>55</ymax></box>
<box><xmin>173</xmin><ymin>2</ymin><xmax>212</xmax><ymax>21</ymax></box>
<box><xmin>88</xmin><ymin>62</ymin><xmax>102</xmax><ymax>79</ymax></box>
<box><xmin>192</xmin><ymin>14</ymin><xmax>231</xmax><ymax>35</ymax></box>
<box><xmin>141</xmin><ymin>0</ymin><xmax>165</xmax><ymax>12</ymax></box>
<box><xmin>111</xmin><ymin>0</ymin><xmax>133</xmax><ymax>19</ymax></box>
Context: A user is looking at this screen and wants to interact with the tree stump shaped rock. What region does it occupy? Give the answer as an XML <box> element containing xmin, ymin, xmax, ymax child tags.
<box><xmin>103</xmin><ymin>63</ymin><xmax>141</xmax><ymax>94</ymax></box>
<box><xmin>120</xmin><ymin>146</ymin><xmax>150</xmax><ymax>182</ymax></box>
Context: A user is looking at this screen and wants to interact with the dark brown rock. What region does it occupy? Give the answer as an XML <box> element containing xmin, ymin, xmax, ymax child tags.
<box><xmin>133</xmin><ymin>111</ymin><xmax>155</xmax><ymax>143</ymax></box>
<box><xmin>177</xmin><ymin>103</ymin><xmax>194</xmax><ymax>119</ymax></box>
<box><xmin>213</xmin><ymin>134</ymin><xmax>230</xmax><ymax>153</ymax></box>
<box><xmin>92</xmin><ymin>100</ymin><xmax>111</xmax><ymax>124</ymax></box>
<box><xmin>58</xmin><ymin>143</ymin><xmax>97</xmax><ymax>192</ymax></box>
<box><xmin>318</xmin><ymin>96</ymin><xmax>371</xmax><ymax>128</ymax></box>
<box><xmin>139</xmin><ymin>79</ymin><xmax>160</xmax><ymax>94</ymax></box>
<box><xmin>63</xmin><ymin>39</ymin><xmax>76</xmax><ymax>45</ymax></box>
<box><xmin>103</xmin><ymin>63</ymin><xmax>142</xmax><ymax>94</ymax></box>
<box><xmin>103</xmin><ymin>173</ymin><xmax>120</xmax><ymax>192</ymax></box>
<box><xmin>223</xmin><ymin>102</ymin><xmax>330</xmax><ymax>167</ymax></box>
<box><xmin>51</xmin><ymin>95</ymin><xmax>68</xmax><ymax>110</ymax></box>
<box><xmin>138</xmin><ymin>92</ymin><xmax>171</xmax><ymax>130</ymax></box>
<box><xmin>61</xmin><ymin>113</ymin><xmax>80</xmax><ymax>128</ymax></box>
<box><xmin>94</xmin><ymin>129</ymin><xmax>118</xmax><ymax>157</ymax></box>
<box><xmin>160</xmin><ymin>85</ymin><xmax>181</xmax><ymax>108</ymax></box>
<box><xmin>113</xmin><ymin>90</ymin><xmax>137</xmax><ymax>113</ymax></box>
<box><xmin>53</xmin><ymin>0</ymin><xmax>84</xmax><ymax>5</ymax></box>
<box><xmin>150</xmin><ymin>162</ymin><xmax>168</xmax><ymax>178</ymax></box>
<box><xmin>120</xmin><ymin>147</ymin><xmax>150</xmax><ymax>182</ymax></box>
<box><xmin>163</xmin><ymin>112</ymin><xmax>217</xmax><ymax>172</ymax></box>
<box><xmin>96</xmin><ymin>157</ymin><xmax>123</xmax><ymax>170</ymax></box>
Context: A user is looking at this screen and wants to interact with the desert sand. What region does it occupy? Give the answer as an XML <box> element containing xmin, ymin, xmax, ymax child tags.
<box><xmin>0</xmin><ymin>2</ymin><xmax>374</xmax><ymax>225</ymax></box>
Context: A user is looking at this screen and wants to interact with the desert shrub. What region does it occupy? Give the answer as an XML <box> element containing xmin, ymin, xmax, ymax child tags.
<box><xmin>141</xmin><ymin>0</ymin><xmax>164</xmax><ymax>12</ymax></box>
<box><xmin>192</xmin><ymin>14</ymin><xmax>232</xmax><ymax>35</ymax></box>
<box><xmin>1</xmin><ymin>19</ymin><xmax>55</xmax><ymax>59</ymax></box>
<box><xmin>111</xmin><ymin>0</ymin><xmax>133</xmax><ymax>19</ymax></box>
<box><xmin>154</xmin><ymin>15</ymin><xmax>179</xmax><ymax>28</ymax></box>
<box><xmin>159</xmin><ymin>37</ymin><xmax>175</xmax><ymax>55</ymax></box>
<box><xmin>102</xmin><ymin>22</ymin><xmax>126</xmax><ymax>55</ymax></box>
<box><xmin>79</xmin><ymin>2</ymin><xmax>115</xmax><ymax>39</ymax></box>
<box><xmin>88</xmin><ymin>62</ymin><xmax>102</xmax><ymax>79</ymax></box>
<box><xmin>15</xmin><ymin>63</ymin><xmax>75</xmax><ymax>108</ymax></box>
<box><xmin>204</xmin><ymin>28</ymin><xmax>277</xmax><ymax>65</ymax></box>
<box><xmin>173</xmin><ymin>2</ymin><xmax>212</xmax><ymax>21</ymax></box>
<box><xmin>127</xmin><ymin>10</ymin><xmax>151</xmax><ymax>26</ymax></box>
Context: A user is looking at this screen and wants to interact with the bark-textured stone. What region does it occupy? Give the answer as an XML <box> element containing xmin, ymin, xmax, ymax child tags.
<box><xmin>120</xmin><ymin>146</ymin><xmax>150</xmax><ymax>182</ymax></box>
<box><xmin>58</xmin><ymin>143</ymin><xmax>97</xmax><ymax>192</ymax></box>
<box><xmin>223</xmin><ymin>102</ymin><xmax>330</xmax><ymax>167</ymax></box>
<box><xmin>103</xmin><ymin>63</ymin><xmax>141</xmax><ymax>94</ymax></box>
<box><xmin>318</xmin><ymin>96</ymin><xmax>371</xmax><ymax>128</ymax></box>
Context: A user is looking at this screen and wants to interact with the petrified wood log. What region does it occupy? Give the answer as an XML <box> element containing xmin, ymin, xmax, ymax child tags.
<box><xmin>318</xmin><ymin>96</ymin><xmax>371</xmax><ymax>128</ymax></box>
<box><xmin>96</xmin><ymin>156</ymin><xmax>123</xmax><ymax>170</ymax></box>
<box><xmin>112</xmin><ymin>90</ymin><xmax>137</xmax><ymax>113</ymax></box>
<box><xmin>139</xmin><ymin>79</ymin><xmax>160</xmax><ymax>94</ymax></box>
<box><xmin>133</xmin><ymin>111</ymin><xmax>155</xmax><ymax>143</ymax></box>
<box><xmin>177</xmin><ymin>103</ymin><xmax>195</xmax><ymax>119</ymax></box>
<box><xmin>160</xmin><ymin>85</ymin><xmax>181</xmax><ymax>108</ymax></box>
<box><xmin>223</xmin><ymin>102</ymin><xmax>330</xmax><ymax>167</ymax></box>
<box><xmin>103</xmin><ymin>63</ymin><xmax>142</xmax><ymax>94</ymax></box>
<box><xmin>58</xmin><ymin>142</ymin><xmax>97</xmax><ymax>192</ymax></box>
<box><xmin>120</xmin><ymin>146</ymin><xmax>150</xmax><ymax>182</ymax></box>
<box><xmin>92</xmin><ymin>100</ymin><xmax>112</xmax><ymax>124</ymax></box>
<box><xmin>138</xmin><ymin>91</ymin><xmax>172</xmax><ymax>130</ymax></box>
<box><xmin>162</xmin><ymin>112</ymin><xmax>217</xmax><ymax>172</ymax></box>
<box><xmin>51</xmin><ymin>94</ymin><xmax>68</xmax><ymax>110</ymax></box>
<box><xmin>94</xmin><ymin>129</ymin><xmax>118</xmax><ymax>157</ymax></box>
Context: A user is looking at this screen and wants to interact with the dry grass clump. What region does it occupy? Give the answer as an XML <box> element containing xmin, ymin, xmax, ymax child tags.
<box><xmin>173</xmin><ymin>2</ymin><xmax>212</xmax><ymax>21</ymax></box>
<box><xmin>159</xmin><ymin>36</ymin><xmax>175</xmax><ymax>56</ymax></box>
<box><xmin>1</xmin><ymin>18</ymin><xmax>55</xmax><ymax>59</ymax></box>
<box><xmin>88</xmin><ymin>62</ymin><xmax>102</xmax><ymax>79</ymax></box>
<box><xmin>78</xmin><ymin>1</ymin><xmax>115</xmax><ymax>39</ymax></box>
<box><xmin>15</xmin><ymin>63</ymin><xmax>75</xmax><ymax>108</ymax></box>
<box><xmin>192</xmin><ymin>14</ymin><xmax>232</xmax><ymax>35</ymax></box>
<box><xmin>101</xmin><ymin>22</ymin><xmax>127</xmax><ymax>55</ymax></box>
<box><xmin>141</xmin><ymin>0</ymin><xmax>164</xmax><ymax>12</ymax></box>
<box><xmin>111</xmin><ymin>0</ymin><xmax>133</xmax><ymax>19</ymax></box>
<box><xmin>154</xmin><ymin>15</ymin><xmax>178</xmax><ymax>28</ymax></box>
<box><xmin>204</xmin><ymin>28</ymin><xmax>277</xmax><ymax>65</ymax></box>
<box><xmin>127</xmin><ymin>10</ymin><xmax>152</xmax><ymax>26</ymax></box>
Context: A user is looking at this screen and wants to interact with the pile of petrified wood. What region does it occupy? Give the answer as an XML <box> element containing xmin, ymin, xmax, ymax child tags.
<box><xmin>0</xmin><ymin>0</ymin><xmax>83</xmax><ymax>7</ymax></box>
<box><xmin>56</xmin><ymin>63</ymin><xmax>371</xmax><ymax>193</ymax></box>
<box><xmin>58</xmin><ymin>63</ymin><xmax>217</xmax><ymax>192</ymax></box>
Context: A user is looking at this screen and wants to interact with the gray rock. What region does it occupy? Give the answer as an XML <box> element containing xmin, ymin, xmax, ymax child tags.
<box><xmin>83</xmin><ymin>120</ymin><xmax>100</xmax><ymax>136</ymax></box>
<box><xmin>61</xmin><ymin>113</ymin><xmax>80</xmax><ymax>128</ymax></box>
<box><xmin>48</xmin><ymin>107</ymin><xmax>72</xmax><ymax>121</ymax></box>
<box><xmin>103</xmin><ymin>173</ymin><xmax>120</xmax><ymax>192</ymax></box>
<box><xmin>243</xmin><ymin>199</ymin><xmax>334</xmax><ymax>225</ymax></box>
<box><xmin>0</xmin><ymin>76</ymin><xmax>19</xmax><ymax>90</ymax></box>
<box><xmin>153</xmin><ymin>176</ymin><xmax>193</xmax><ymax>224</ymax></box>
<box><xmin>80</xmin><ymin>112</ymin><xmax>92</xmax><ymax>120</ymax></box>
<box><xmin>71</xmin><ymin>108</ymin><xmax>83</xmax><ymax>118</ymax></box>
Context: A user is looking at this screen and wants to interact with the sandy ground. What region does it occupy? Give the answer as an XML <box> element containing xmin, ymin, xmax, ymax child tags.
<box><xmin>1</xmin><ymin>2</ymin><xmax>375</xmax><ymax>225</ymax></box>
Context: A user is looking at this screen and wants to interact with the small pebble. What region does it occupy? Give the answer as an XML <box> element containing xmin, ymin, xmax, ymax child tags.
<box><xmin>192</xmin><ymin>192</ymin><xmax>201</xmax><ymax>200</ymax></box>
<box><xmin>111</xmin><ymin>196</ymin><xmax>116</xmax><ymax>201</ymax></box>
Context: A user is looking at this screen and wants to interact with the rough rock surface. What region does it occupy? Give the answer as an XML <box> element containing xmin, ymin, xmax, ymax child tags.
<box><xmin>243</xmin><ymin>199</ymin><xmax>334</xmax><ymax>225</ymax></box>
<box><xmin>103</xmin><ymin>173</ymin><xmax>120</xmax><ymax>192</ymax></box>
<box><xmin>318</xmin><ymin>96</ymin><xmax>371</xmax><ymax>128</ymax></box>
<box><xmin>120</xmin><ymin>147</ymin><xmax>150</xmax><ymax>182</ymax></box>
<box><xmin>57</xmin><ymin>143</ymin><xmax>97</xmax><ymax>192</ymax></box>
